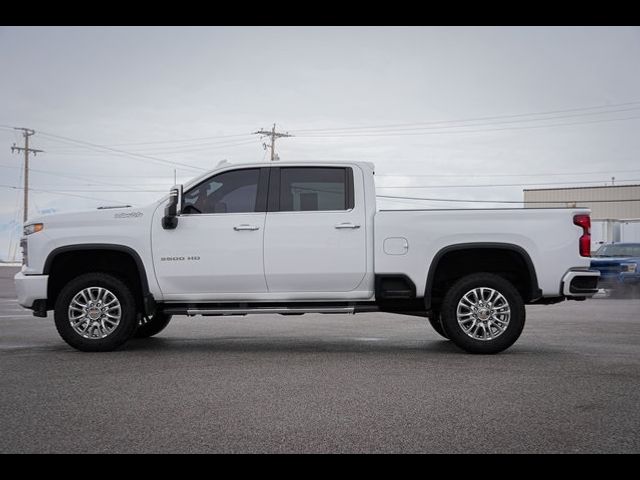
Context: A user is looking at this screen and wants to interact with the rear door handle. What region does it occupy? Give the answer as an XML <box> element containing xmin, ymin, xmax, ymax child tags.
<box><xmin>335</xmin><ymin>223</ymin><xmax>360</xmax><ymax>229</ymax></box>
<box><xmin>234</xmin><ymin>224</ymin><xmax>260</xmax><ymax>231</ymax></box>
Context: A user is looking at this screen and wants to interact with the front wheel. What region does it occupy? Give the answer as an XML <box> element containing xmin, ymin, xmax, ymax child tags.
<box><xmin>440</xmin><ymin>273</ymin><xmax>525</xmax><ymax>354</ymax></box>
<box><xmin>54</xmin><ymin>273</ymin><xmax>139</xmax><ymax>352</ymax></box>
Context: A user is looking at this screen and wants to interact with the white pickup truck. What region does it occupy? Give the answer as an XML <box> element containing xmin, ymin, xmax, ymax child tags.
<box><xmin>15</xmin><ymin>161</ymin><xmax>599</xmax><ymax>354</ymax></box>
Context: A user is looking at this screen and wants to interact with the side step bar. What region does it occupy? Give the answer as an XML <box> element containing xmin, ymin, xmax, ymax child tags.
<box><xmin>164</xmin><ymin>306</ymin><xmax>357</xmax><ymax>316</ymax></box>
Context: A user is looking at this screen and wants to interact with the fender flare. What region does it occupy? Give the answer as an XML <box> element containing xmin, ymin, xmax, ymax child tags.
<box><xmin>43</xmin><ymin>243</ymin><xmax>154</xmax><ymax>312</ymax></box>
<box><xmin>424</xmin><ymin>242</ymin><xmax>541</xmax><ymax>310</ymax></box>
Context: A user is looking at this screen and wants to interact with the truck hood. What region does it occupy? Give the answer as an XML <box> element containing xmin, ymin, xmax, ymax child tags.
<box><xmin>27</xmin><ymin>205</ymin><xmax>154</xmax><ymax>230</ymax></box>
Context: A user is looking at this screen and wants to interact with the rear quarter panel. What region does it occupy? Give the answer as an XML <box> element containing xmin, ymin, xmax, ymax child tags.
<box><xmin>374</xmin><ymin>208</ymin><xmax>591</xmax><ymax>297</ymax></box>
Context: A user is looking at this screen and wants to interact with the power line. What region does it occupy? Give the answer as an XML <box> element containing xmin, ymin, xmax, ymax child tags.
<box><xmin>0</xmin><ymin>163</ymin><xmax>151</xmax><ymax>192</ymax></box>
<box><xmin>0</xmin><ymin>164</ymin><xmax>195</xmax><ymax>184</ymax></box>
<box><xmin>375</xmin><ymin>179</ymin><xmax>640</xmax><ymax>189</ymax></box>
<box><xmin>0</xmin><ymin>184</ymin><xmax>131</xmax><ymax>205</ymax></box>
<box><xmin>13</xmin><ymin>177</ymin><xmax>640</xmax><ymax>191</ymax></box>
<box><xmin>106</xmin><ymin>132</ymin><xmax>251</xmax><ymax>147</ymax></box>
<box><xmin>376</xmin><ymin>168</ymin><xmax>640</xmax><ymax>178</ymax></box>
<box><xmin>3</xmin><ymin>162</ymin><xmax>638</xmax><ymax>193</ymax></box>
<box><xmin>295</xmin><ymin>114</ymin><xmax>640</xmax><ymax>138</ymax></box>
<box><xmin>35</xmin><ymin>131</ymin><xmax>208</xmax><ymax>172</ymax></box>
<box><xmin>376</xmin><ymin>194</ymin><xmax>640</xmax><ymax>204</ymax></box>
<box><xmin>42</xmin><ymin>137</ymin><xmax>258</xmax><ymax>155</ymax></box>
<box><xmin>4</xmin><ymin>100</ymin><xmax>640</xmax><ymax>149</ymax></box>
<box><xmin>42</xmin><ymin>182</ymin><xmax>176</xmax><ymax>187</ymax></box>
<box><xmin>115</xmin><ymin>139</ymin><xmax>259</xmax><ymax>155</ymax></box>
<box><xmin>88</xmin><ymin>174</ymin><xmax>191</xmax><ymax>179</ymax></box>
<box><xmin>25</xmin><ymin>188</ymin><xmax>166</xmax><ymax>193</ymax></box>
<box><xmin>291</xmin><ymin>101</ymin><xmax>640</xmax><ymax>134</ymax></box>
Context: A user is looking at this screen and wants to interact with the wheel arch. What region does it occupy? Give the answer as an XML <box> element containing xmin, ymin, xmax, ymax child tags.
<box><xmin>43</xmin><ymin>244</ymin><xmax>154</xmax><ymax>314</ymax></box>
<box><xmin>424</xmin><ymin>242</ymin><xmax>541</xmax><ymax>310</ymax></box>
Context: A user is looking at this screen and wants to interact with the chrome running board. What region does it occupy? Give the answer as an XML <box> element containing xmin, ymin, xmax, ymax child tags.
<box><xmin>184</xmin><ymin>306</ymin><xmax>355</xmax><ymax>316</ymax></box>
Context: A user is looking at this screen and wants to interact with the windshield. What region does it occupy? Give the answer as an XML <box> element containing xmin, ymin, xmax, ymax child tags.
<box><xmin>594</xmin><ymin>244</ymin><xmax>640</xmax><ymax>258</ymax></box>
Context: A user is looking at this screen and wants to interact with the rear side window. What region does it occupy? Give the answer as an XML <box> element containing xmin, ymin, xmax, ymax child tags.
<box><xmin>278</xmin><ymin>167</ymin><xmax>353</xmax><ymax>212</ymax></box>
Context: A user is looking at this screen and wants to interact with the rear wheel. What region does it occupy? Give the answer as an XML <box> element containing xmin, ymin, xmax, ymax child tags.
<box><xmin>134</xmin><ymin>312</ymin><xmax>173</xmax><ymax>338</ymax></box>
<box><xmin>54</xmin><ymin>273</ymin><xmax>138</xmax><ymax>352</ymax></box>
<box><xmin>440</xmin><ymin>273</ymin><xmax>525</xmax><ymax>354</ymax></box>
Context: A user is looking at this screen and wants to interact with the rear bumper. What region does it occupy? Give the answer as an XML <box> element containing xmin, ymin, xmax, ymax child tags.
<box><xmin>561</xmin><ymin>269</ymin><xmax>600</xmax><ymax>297</ymax></box>
<box><xmin>14</xmin><ymin>272</ymin><xmax>48</xmax><ymax>309</ymax></box>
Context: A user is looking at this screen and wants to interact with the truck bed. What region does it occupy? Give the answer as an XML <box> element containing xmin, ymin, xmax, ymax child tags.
<box><xmin>374</xmin><ymin>207</ymin><xmax>591</xmax><ymax>297</ymax></box>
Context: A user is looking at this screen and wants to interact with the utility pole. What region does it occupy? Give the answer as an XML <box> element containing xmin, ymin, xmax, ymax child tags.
<box><xmin>253</xmin><ymin>123</ymin><xmax>293</xmax><ymax>161</ymax></box>
<box><xmin>11</xmin><ymin>128</ymin><xmax>43</xmax><ymax>223</ymax></box>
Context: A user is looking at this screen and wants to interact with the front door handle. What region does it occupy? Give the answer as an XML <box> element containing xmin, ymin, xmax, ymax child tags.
<box><xmin>234</xmin><ymin>224</ymin><xmax>260</xmax><ymax>231</ymax></box>
<box><xmin>335</xmin><ymin>223</ymin><xmax>360</xmax><ymax>229</ymax></box>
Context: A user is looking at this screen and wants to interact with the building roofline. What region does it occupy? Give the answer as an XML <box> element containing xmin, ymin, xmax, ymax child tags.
<box><xmin>524</xmin><ymin>183</ymin><xmax>640</xmax><ymax>192</ymax></box>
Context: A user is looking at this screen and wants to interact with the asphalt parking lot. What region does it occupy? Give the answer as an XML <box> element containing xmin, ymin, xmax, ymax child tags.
<box><xmin>1</xmin><ymin>266</ymin><xmax>639</xmax><ymax>453</ymax></box>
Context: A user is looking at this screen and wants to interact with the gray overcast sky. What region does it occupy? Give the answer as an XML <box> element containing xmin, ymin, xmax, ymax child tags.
<box><xmin>1</xmin><ymin>26</ymin><xmax>640</xmax><ymax>259</ymax></box>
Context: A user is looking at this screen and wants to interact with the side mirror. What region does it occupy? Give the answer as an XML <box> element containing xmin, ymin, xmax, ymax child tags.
<box><xmin>162</xmin><ymin>185</ymin><xmax>183</xmax><ymax>230</ymax></box>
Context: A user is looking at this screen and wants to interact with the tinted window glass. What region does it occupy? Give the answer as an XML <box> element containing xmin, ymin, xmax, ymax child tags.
<box><xmin>280</xmin><ymin>167</ymin><xmax>349</xmax><ymax>212</ymax></box>
<box><xmin>183</xmin><ymin>169</ymin><xmax>260</xmax><ymax>214</ymax></box>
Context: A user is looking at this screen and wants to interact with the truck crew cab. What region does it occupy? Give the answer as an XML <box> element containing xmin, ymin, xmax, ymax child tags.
<box><xmin>15</xmin><ymin>161</ymin><xmax>600</xmax><ymax>353</ymax></box>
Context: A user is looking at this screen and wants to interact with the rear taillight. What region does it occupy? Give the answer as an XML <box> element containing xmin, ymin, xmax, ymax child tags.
<box><xmin>573</xmin><ymin>214</ymin><xmax>591</xmax><ymax>257</ymax></box>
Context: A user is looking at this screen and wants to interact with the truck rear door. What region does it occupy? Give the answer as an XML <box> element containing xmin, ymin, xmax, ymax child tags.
<box><xmin>263</xmin><ymin>166</ymin><xmax>367</xmax><ymax>292</ymax></box>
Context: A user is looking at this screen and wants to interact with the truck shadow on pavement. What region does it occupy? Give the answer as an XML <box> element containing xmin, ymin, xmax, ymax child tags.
<box><xmin>122</xmin><ymin>336</ymin><xmax>552</xmax><ymax>356</ymax></box>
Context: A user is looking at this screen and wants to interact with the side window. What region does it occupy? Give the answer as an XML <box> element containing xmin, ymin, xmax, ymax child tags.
<box><xmin>279</xmin><ymin>167</ymin><xmax>353</xmax><ymax>212</ymax></box>
<box><xmin>183</xmin><ymin>168</ymin><xmax>260</xmax><ymax>214</ymax></box>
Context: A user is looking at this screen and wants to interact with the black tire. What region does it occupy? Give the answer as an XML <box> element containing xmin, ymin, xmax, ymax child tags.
<box><xmin>427</xmin><ymin>311</ymin><xmax>449</xmax><ymax>339</ymax></box>
<box><xmin>54</xmin><ymin>272</ymin><xmax>138</xmax><ymax>352</ymax></box>
<box><xmin>440</xmin><ymin>273</ymin><xmax>525</xmax><ymax>354</ymax></box>
<box><xmin>134</xmin><ymin>312</ymin><xmax>173</xmax><ymax>338</ymax></box>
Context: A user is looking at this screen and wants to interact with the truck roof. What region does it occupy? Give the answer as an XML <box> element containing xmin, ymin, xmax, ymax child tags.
<box><xmin>212</xmin><ymin>159</ymin><xmax>375</xmax><ymax>169</ymax></box>
<box><xmin>183</xmin><ymin>160</ymin><xmax>376</xmax><ymax>189</ymax></box>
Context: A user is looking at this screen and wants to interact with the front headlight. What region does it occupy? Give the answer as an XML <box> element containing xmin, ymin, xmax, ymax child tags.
<box><xmin>621</xmin><ymin>263</ymin><xmax>637</xmax><ymax>273</ymax></box>
<box><xmin>23</xmin><ymin>223</ymin><xmax>43</xmax><ymax>236</ymax></box>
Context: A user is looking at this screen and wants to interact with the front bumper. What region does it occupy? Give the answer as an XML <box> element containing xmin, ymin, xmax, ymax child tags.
<box><xmin>14</xmin><ymin>272</ymin><xmax>48</xmax><ymax>309</ymax></box>
<box><xmin>561</xmin><ymin>269</ymin><xmax>600</xmax><ymax>297</ymax></box>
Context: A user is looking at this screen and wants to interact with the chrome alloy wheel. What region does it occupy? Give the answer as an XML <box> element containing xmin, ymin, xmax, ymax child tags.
<box><xmin>456</xmin><ymin>287</ymin><xmax>511</xmax><ymax>341</ymax></box>
<box><xmin>68</xmin><ymin>287</ymin><xmax>122</xmax><ymax>339</ymax></box>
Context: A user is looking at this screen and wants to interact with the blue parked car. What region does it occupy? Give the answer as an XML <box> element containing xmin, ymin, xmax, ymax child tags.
<box><xmin>591</xmin><ymin>243</ymin><xmax>640</xmax><ymax>297</ymax></box>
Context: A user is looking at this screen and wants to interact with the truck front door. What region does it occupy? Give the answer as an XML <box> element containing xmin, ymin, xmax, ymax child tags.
<box><xmin>152</xmin><ymin>167</ymin><xmax>269</xmax><ymax>300</ymax></box>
